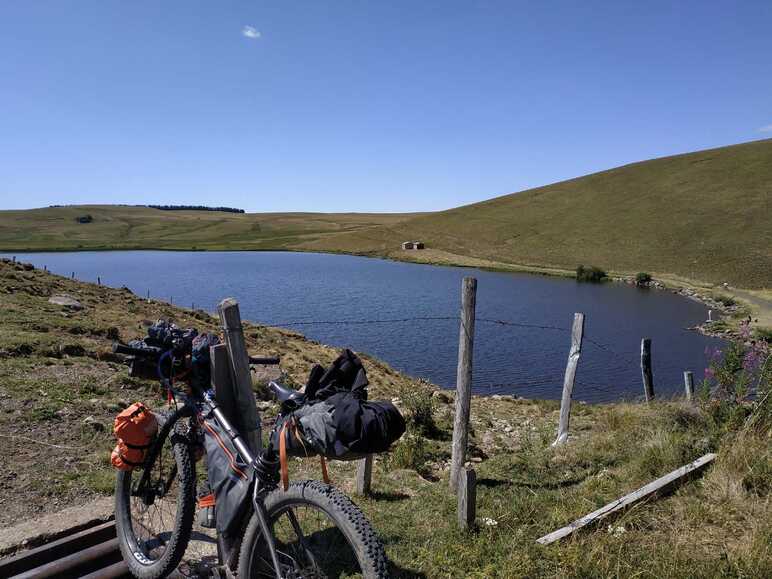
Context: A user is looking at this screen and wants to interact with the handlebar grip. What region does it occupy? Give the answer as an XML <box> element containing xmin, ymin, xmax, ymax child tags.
<box><xmin>248</xmin><ymin>356</ymin><xmax>280</xmax><ymax>365</ymax></box>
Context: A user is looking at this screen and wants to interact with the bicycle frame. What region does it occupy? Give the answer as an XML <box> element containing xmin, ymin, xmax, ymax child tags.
<box><xmin>127</xmin><ymin>346</ymin><xmax>286</xmax><ymax>579</ymax></box>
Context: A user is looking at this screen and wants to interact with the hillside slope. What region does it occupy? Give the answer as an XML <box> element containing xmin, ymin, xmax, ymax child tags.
<box><xmin>306</xmin><ymin>139</ymin><xmax>772</xmax><ymax>288</ymax></box>
<box><xmin>0</xmin><ymin>205</ymin><xmax>416</xmax><ymax>251</ymax></box>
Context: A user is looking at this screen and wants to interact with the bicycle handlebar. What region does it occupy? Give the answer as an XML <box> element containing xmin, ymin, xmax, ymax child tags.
<box><xmin>249</xmin><ymin>356</ymin><xmax>280</xmax><ymax>365</ymax></box>
<box><xmin>113</xmin><ymin>342</ymin><xmax>280</xmax><ymax>366</ymax></box>
<box><xmin>113</xmin><ymin>342</ymin><xmax>162</xmax><ymax>358</ymax></box>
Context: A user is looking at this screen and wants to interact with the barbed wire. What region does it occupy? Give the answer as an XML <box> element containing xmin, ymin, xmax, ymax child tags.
<box><xmin>260</xmin><ymin>315</ymin><xmax>459</xmax><ymax>328</ymax></box>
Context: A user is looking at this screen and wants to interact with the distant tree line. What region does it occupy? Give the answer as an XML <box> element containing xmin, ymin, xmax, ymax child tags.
<box><xmin>48</xmin><ymin>204</ymin><xmax>245</xmax><ymax>214</ymax></box>
<box><xmin>146</xmin><ymin>205</ymin><xmax>245</xmax><ymax>213</ymax></box>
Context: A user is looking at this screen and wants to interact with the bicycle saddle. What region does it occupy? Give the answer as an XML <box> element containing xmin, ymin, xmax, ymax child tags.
<box><xmin>268</xmin><ymin>381</ymin><xmax>306</xmax><ymax>411</ymax></box>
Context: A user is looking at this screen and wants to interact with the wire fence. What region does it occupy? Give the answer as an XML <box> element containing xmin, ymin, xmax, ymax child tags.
<box><xmin>256</xmin><ymin>313</ymin><xmax>658</xmax><ymax>402</ymax></box>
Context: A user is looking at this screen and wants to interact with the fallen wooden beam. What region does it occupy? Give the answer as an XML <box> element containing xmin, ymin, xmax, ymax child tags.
<box><xmin>537</xmin><ymin>453</ymin><xmax>716</xmax><ymax>545</ymax></box>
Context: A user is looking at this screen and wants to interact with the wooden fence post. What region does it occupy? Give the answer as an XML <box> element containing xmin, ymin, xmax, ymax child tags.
<box><xmin>450</xmin><ymin>277</ymin><xmax>477</xmax><ymax>491</ymax></box>
<box><xmin>211</xmin><ymin>343</ymin><xmax>240</xmax><ymax>427</ymax></box>
<box><xmin>553</xmin><ymin>313</ymin><xmax>585</xmax><ymax>446</ymax></box>
<box><xmin>457</xmin><ymin>468</ymin><xmax>477</xmax><ymax>530</ymax></box>
<box><xmin>683</xmin><ymin>371</ymin><xmax>694</xmax><ymax>402</ymax></box>
<box><xmin>641</xmin><ymin>338</ymin><xmax>654</xmax><ymax>401</ymax></box>
<box><xmin>355</xmin><ymin>455</ymin><xmax>373</xmax><ymax>496</ymax></box>
<box><xmin>218</xmin><ymin>298</ymin><xmax>262</xmax><ymax>452</ymax></box>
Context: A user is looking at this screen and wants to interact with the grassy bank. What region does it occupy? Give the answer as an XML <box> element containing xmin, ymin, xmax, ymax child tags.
<box><xmin>0</xmin><ymin>260</ymin><xmax>769</xmax><ymax>577</ymax></box>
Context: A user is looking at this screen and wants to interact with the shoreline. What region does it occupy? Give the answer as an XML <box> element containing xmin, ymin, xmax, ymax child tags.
<box><xmin>3</xmin><ymin>245</ymin><xmax>769</xmax><ymax>338</ymax></box>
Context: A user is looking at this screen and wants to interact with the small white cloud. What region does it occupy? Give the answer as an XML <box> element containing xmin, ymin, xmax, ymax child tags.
<box><xmin>242</xmin><ymin>26</ymin><xmax>261</xmax><ymax>39</ymax></box>
<box><xmin>758</xmin><ymin>124</ymin><xmax>772</xmax><ymax>133</ymax></box>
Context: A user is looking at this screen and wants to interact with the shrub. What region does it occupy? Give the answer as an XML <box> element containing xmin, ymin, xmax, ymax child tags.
<box><xmin>399</xmin><ymin>382</ymin><xmax>436</xmax><ymax>435</ymax></box>
<box><xmin>714</xmin><ymin>294</ymin><xmax>737</xmax><ymax>307</ymax></box>
<box><xmin>635</xmin><ymin>272</ymin><xmax>652</xmax><ymax>286</ymax></box>
<box><xmin>387</xmin><ymin>434</ymin><xmax>427</xmax><ymax>471</ymax></box>
<box><xmin>701</xmin><ymin>320</ymin><xmax>771</xmax><ymax>434</ymax></box>
<box><xmin>75</xmin><ymin>214</ymin><xmax>93</xmax><ymax>224</ymax></box>
<box><xmin>576</xmin><ymin>265</ymin><xmax>607</xmax><ymax>283</ymax></box>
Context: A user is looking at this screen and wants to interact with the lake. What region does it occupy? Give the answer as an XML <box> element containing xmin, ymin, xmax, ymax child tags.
<box><xmin>3</xmin><ymin>251</ymin><xmax>724</xmax><ymax>403</ymax></box>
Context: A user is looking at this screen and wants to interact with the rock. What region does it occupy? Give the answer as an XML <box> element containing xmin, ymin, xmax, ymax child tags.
<box><xmin>49</xmin><ymin>294</ymin><xmax>83</xmax><ymax>310</ymax></box>
<box><xmin>83</xmin><ymin>415</ymin><xmax>105</xmax><ymax>432</ymax></box>
<box><xmin>432</xmin><ymin>390</ymin><xmax>453</xmax><ymax>404</ymax></box>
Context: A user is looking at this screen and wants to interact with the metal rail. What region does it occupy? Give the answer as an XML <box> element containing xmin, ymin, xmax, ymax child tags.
<box><xmin>0</xmin><ymin>520</ymin><xmax>129</xmax><ymax>579</ymax></box>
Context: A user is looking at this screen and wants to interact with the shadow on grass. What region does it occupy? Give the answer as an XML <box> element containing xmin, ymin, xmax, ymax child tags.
<box><xmin>368</xmin><ymin>490</ymin><xmax>411</xmax><ymax>502</ymax></box>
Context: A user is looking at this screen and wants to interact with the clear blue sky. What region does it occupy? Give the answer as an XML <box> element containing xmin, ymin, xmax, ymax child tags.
<box><xmin>1</xmin><ymin>1</ymin><xmax>771</xmax><ymax>213</ymax></box>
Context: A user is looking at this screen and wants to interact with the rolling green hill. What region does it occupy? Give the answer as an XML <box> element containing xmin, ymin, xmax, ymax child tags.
<box><xmin>305</xmin><ymin>138</ymin><xmax>772</xmax><ymax>289</ymax></box>
<box><xmin>1</xmin><ymin>138</ymin><xmax>770</xmax><ymax>288</ymax></box>
<box><xmin>0</xmin><ymin>205</ymin><xmax>416</xmax><ymax>252</ymax></box>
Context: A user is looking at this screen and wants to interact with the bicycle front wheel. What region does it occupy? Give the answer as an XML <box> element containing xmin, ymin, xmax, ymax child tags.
<box><xmin>238</xmin><ymin>480</ymin><xmax>389</xmax><ymax>579</ymax></box>
<box><xmin>115</xmin><ymin>413</ymin><xmax>196</xmax><ymax>579</ymax></box>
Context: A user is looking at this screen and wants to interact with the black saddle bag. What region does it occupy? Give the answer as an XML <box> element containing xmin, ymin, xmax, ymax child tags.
<box><xmin>269</xmin><ymin>350</ymin><xmax>406</xmax><ymax>460</ymax></box>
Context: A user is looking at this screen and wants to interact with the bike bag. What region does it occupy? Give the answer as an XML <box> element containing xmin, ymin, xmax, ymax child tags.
<box><xmin>110</xmin><ymin>402</ymin><xmax>158</xmax><ymax>471</ymax></box>
<box><xmin>268</xmin><ymin>350</ymin><xmax>406</xmax><ymax>462</ymax></box>
<box><xmin>201</xmin><ymin>417</ymin><xmax>253</xmax><ymax>544</ymax></box>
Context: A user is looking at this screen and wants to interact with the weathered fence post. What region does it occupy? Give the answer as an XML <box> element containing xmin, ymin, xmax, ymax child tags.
<box><xmin>683</xmin><ymin>371</ymin><xmax>694</xmax><ymax>402</ymax></box>
<box><xmin>553</xmin><ymin>313</ymin><xmax>585</xmax><ymax>446</ymax></box>
<box><xmin>450</xmin><ymin>277</ymin><xmax>477</xmax><ymax>491</ymax></box>
<box><xmin>218</xmin><ymin>298</ymin><xmax>261</xmax><ymax>452</ymax></box>
<box><xmin>210</xmin><ymin>343</ymin><xmax>239</xmax><ymax>427</ymax></box>
<box><xmin>355</xmin><ymin>455</ymin><xmax>373</xmax><ymax>496</ymax></box>
<box><xmin>641</xmin><ymin>338</ymin><xmax>654</xmax><ymax>401</ymax></box>
<box><xmin>457</xmin><ymin>467</ymin><xmax>477</xmax><ymax>530</ymax></box>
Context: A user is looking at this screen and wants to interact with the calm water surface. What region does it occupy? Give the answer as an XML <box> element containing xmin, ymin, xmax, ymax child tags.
<box><xmin>4</xmin><ymin>251</ymin><xmax>724</xmax><ymax>403</ymax></box>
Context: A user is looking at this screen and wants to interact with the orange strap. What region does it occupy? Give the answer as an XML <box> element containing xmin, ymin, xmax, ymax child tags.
<box><xmin>279</xmin><ymin>423</ymin><xmax>289</xmax><ymax>491</ymax></box>
<box><xmin>279</xmin><ymin>421</ymin><xmax>331</xmax><ymax>490</ymax></box>
<box><xmin>197</xmin><ymin>493</ymin><xmax>216</xmax><ymax>508</ymax></box>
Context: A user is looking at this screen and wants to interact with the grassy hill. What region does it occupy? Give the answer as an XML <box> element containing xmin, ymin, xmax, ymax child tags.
<box><xmin>305</xmin><ymin>138</ymin><xmax>772</xmax><ymax>289</ymax></box>
<box><xmin>0</xmin><ymin>205</ymin><xmax>416</xmax><ymax>251</ymax></box>
<box><xmin>1</xmin><ymin>138</ymin><xmax>770</xmax><ymax>288</ymax></box>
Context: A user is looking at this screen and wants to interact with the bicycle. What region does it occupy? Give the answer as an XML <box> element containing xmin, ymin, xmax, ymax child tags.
<box><xmin>112</xmin><ymin>336</ymin><xmax>389</xmax><ymax>579</ymax></box>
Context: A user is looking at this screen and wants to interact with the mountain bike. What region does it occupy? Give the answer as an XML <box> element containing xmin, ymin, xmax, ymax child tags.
<box><xmin>112</xmin><ymin>339</ymin><xmax>388</xmax><ymax>579</ymax></box>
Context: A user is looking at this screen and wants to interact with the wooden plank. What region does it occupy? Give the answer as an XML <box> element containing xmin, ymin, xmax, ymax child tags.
<box><xmin>640</xmin><ymin>338</ymin><xmax>654</xmax><ymax>401</ymax></box>
<box><xmin>684</xmin><ymin>370</ymin><xmax>695</xmax><ymax>402</ymax></box>
<box><xmin>450</xmin><ymin>277</ymin><xmax>477</xmax><ymax>491</ymax></box>
<box><xmin>553</xmin><ymin>313</ymin><xmax>585</xmax><ymax>445</ymax></box>
<box><xmin>536</xmin><ymin>453</ymin><xmax>716</xmax><ymax>545</ymax></box>
<box><xmin>355</xmin><ymin>455</ymin><xmax>373</xmax><ymax>496</ymax></box>
<box><xmin>218</xmin><ymin>298</ymin><xmax>261</xmax><ymax>452</ymax></box>
<box><xmin>457</xmin><ymin>468</ymin><xmax>477</xmax><ymax>531</ymax></box>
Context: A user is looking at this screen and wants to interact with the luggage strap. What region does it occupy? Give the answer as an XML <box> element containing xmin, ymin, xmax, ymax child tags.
<box><xmin>197</xmin><ymin>493</ymin><xmax>216</xmax><ymax>508</ymax></box>
<box><xmin>279</xmin><ymin>421</ymin><xmax>330</xmax><ymax>492</ymax></box>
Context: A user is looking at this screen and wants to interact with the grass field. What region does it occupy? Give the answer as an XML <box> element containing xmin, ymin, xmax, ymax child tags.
<box><xmin>0</xmin><ymin>205</ymin><xmax>417</xmax><ymax>251</ymax></box>
<box><xmin>305</xmin><ymin>138</ymin><xmax>772</xmax><ymax>289</ymax></box>
<box><xmin>1</xmin><ymin>138</ymin><xmax>770</xmax><ymax>289</ymax></box>
<box><xmin>1</xmin><ymin>260</ymin><xmax>770</xmax><ymax>577</ymax></box>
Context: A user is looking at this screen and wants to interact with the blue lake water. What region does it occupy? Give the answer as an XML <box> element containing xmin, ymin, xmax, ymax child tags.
<box><xmin>3</xmin><ymin>251</ymin><xmax>724</xmax><ymax>403</ymax></box>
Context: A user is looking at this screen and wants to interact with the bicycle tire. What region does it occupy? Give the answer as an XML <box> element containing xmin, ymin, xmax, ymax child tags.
<box><xmin>115</xmin><ymin>411</ymin><xmax>196</xmax><ymax>579</ymax></box>
<box><xmin>238</xmin><ymin>479</ymin><xmax>389</xmax><ymax>578</ymax></box>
